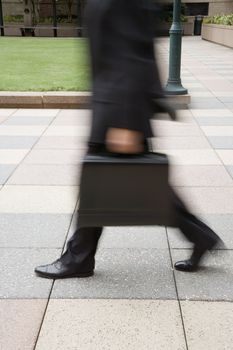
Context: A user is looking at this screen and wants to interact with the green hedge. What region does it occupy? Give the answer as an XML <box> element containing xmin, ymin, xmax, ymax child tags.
<box><xmin>204</xmin><ymin>14</ymin><xmax>233</xmax><ymax>26</ymax></box>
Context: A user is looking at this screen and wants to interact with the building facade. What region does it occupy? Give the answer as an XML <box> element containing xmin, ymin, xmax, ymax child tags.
<box><xmin>183</xmin><ymin>0</ymin><xmax>233</xmax><ymax>16</ymax></box>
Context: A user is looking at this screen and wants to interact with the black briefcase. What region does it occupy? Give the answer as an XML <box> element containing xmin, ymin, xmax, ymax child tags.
<box><xmin>78</xmin><ymin>152</ymin><xmax>176</xmax><ymax>227</ymax></box>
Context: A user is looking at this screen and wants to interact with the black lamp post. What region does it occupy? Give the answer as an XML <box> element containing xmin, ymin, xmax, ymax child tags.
<box><xmin>165</xmin><ymin>0</ymin><xmax>187</xmax><ymax>95</ymax></box>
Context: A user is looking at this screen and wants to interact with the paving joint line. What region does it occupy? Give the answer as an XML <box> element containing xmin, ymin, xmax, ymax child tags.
<box><xmin>165</xmin><ymin>226</ymin><xmax>189</xmax><ymax>350</ymax></box>
<box><xmin>33</xmin><ymin>197</ymin><xmax>79</xmax><ymax>349</ymax></box>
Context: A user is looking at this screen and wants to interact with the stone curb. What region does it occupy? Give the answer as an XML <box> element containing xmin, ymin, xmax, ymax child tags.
<box><xmin>0</xmin><ymin>92</ymin><xmax>190</xmax><ymax>109</ymax></box>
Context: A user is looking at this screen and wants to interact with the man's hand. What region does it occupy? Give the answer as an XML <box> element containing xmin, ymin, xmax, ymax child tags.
<box><xmin>106</xmin><ymin>128</ymin><xmax>144</xmax><ymax>154</ymax></box>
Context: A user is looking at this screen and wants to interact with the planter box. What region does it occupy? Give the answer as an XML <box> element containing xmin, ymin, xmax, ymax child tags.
<box><xmin>202</xmin><ymin>23</ymin><xmax>233</xmax><ymax>48</ymax></box>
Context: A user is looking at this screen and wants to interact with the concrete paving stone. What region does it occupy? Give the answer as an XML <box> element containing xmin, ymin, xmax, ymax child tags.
<box><xmin>171</xmin><ymin>249</ymin><xmax>233</xmax><ymax>301</ymax></box>
<box><xmin>195</xmin><ymin>116</ymin><xmax>233</xmax><ymax>126</ymax></box>
<box><xmin>189</xmin><ymin>102</ymin><xmax>226</xmax><ymax>110</ymax></box>
<box><xmin>0</xmin><ymin>125</ymin><xmax>47</xmax><ymax>136</ymax></box>
<box><xmin>169</xmin><ymin>165</ymin><xmax>233</xmax><ymax>187</ymax></box>
<box><xmin>0</xmin><ymin>299</ymin><xmax>47</xmax><ymax>350</ymax></box>
<box><xmin>0</xmin><ymin>164</ymin><xmax>17</xmax><ymax>184</ymax></box>
<box><xmin>190</xmin><ymin>92</ymin><xmax>214</xmax><ymax>97</ymax></box>
<box><xmin>52</xmin><ymin>248</ymin><xmax>176</xmax><ymax>299</ymax></box>
<box><xmin>181</xmin><ymin>301</ymin><xmax>233</xmax><ymax>350</ymax></box>
<box><xmin>7</xmin><ymin>164</ymin><xmax>81</xmax><ymax>185</ymax></box>
<box><xmin>224</xmin><ymin>102</ymin><xmax>233</xmax><ymax>110</ymax></box>
<box><xmin>216</xmin><ymin>150</ymin><xmax>233</xmax><ymax>165</ymax></box>
<box><xmin>208</xmin><ymin>136</ymin><xmax>233</xmax><ymax>149</ymax></box>
<box><xmin>218</xmin><ymin>96</ymin><xmax>233</xmax><ymax>103</ymax></box>
<box><xmin>97</xmin><ymin>226</ymin><xmax>168</xmax><ymax>249</ymax></box>
<box><xmin>23</xmin><ymin>149</ymin><xmax>85</xmax><ymax>165</ymax></box>
<box><xmin>56</xmin><ymin>109</ymin><xmax>90</xmax><ymax>118</ymax></box>
<box><xmin>44</xmin><ymin>125</ymin><xmax>90</xmax><ymax>137</ymax></box>
<box><xmin>0</xmin><ymin>213</ymin><xmax>72</xmax><ymax>248</ymax></box>
<box><xmin>152</xmin><ymin>136</ymin><xmax>211</xmax><ymax>150</ymax></box>
<box><xmin>191</xmin><ymin>109</ymin><xmax>233</xmax><ymax>117</ymax></box>
<box><xmin>0</xmin><ymin>136</ymin><xmax>39</xmax><ymax>149</ymax></box>
<box><xmin>0</xmin><ymin>185</ymin><xmax>78</xmax><ymax>213</ymax></box>
<box><xmin>0</xmin><ymin>115</ymin><xmax>10</xmax><ymax>123</ymax></box>
<box><xmin>0</xmin><ymin>109</ymin><xmax>17</xmax><ymax>117</ymax></box>
<box><xmin>213</xmin><ymin>92</ymin><xmax>233</xmax><ymax>97</ymax></box>
<box><xmin>12</xmin><ymin>109</ymin><xmax>59</xmax><ymax>117</ymax></box>
<box><xmin>52</xmin><ymin>116</ymin><xmax>91</xmax><ymax>126</ymax></box>
<box><xmin>0</xmin><ymin>149</ymin><xmax>29</xmax><ymax>164</ymax></box>
<box><xmin>35</xmin><ymin>299</ymin><xmax>186</xmax><ymax>350</ymax></box>
<box><xmin>167</xmin><ymin>214</ymin><xmax>233</xmax><ymax>249</ymax></box>
<box><xmin>34</xmin><ymin>136</ymin><xmax>87</xmax><ymax>149</ymax></box>
<box><xmin>161</xmin><ymin>149</ymin><xmax>221</xmax><ymax>165</ymax></box>
<box><xmin>226</xmin><ymin>166</ymin><xmax>233</xmax><ymax>179</ymax></box>
<box><xmin>0</xmin><ymin>248</ymin><xmax>60</xmax><ymax>298</ymax></box>
<box><xmin>152</xmin><ymin>120</ymin><xmax>201</xmax><ymax>137</ymax></box>
<box><xmin>3</xmin><ymin>116</ymin><xmax>55</xmax><ymax>125</ymax></box>
<box><xmin>175</xmin><ymin>187</ymin><xmax>233</xmax><ymax>214</ymax></box>
<box><xmin>201</xmin><ymin>126</ymin><xmax>233</xmax><ymax>136</ymax></box>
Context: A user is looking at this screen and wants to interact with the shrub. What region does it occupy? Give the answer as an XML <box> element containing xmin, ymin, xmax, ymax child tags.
<box><xmin>203</xmin><ymin>14</ymin><xmax>233</xmax><ymax>26</ymax></box>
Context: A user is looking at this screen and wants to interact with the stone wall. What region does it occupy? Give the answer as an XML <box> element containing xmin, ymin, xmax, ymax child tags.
<box><xmin>202</xmin><ymin>23</ymin><xmax>233</xmax><ymax>48</ymax></box>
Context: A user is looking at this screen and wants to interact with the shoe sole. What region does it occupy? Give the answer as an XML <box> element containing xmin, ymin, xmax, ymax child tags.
<box><xmin>35</xmin><ymin>271</ymin><xmax>94</xmax><ymax>280</ymax></box>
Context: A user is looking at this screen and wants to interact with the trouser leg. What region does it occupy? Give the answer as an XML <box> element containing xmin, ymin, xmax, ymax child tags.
<box><xmin>61</xmin><ymin>142</ymin><xmax>106</xmax><ymax>269</ymax></box>
<box><xmin>61</xmin><ymin>227</ymin><xmax>103</xmax><ymax>271</ymax></box>
<box><xmin>172</xmin><ymin>189</ymin><xmax>220</xmax><ymax>248</ymax></box>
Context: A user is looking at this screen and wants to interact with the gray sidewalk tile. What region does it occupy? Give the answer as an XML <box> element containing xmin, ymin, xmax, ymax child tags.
<box><xmin>195</xmin><ymin>116</ymin><xmax>233</xmax><ymax>126</ymax></box>
<box><xmin>152</xmin><ymin>136</ymin><xmax>211</xmax><ymax>150</ymax></box>
<box><xmin>152</xmin><ymin>121</ymin><xmax>201</xmax><ymax>137</ymax></box>
<box><xmin>23</xmin><ymin>149</ymin><xmax>85</xmax><ymax>165</ymax></box>
<box><xmin>175</xmin><ymin>187</ymin><xmax>233</xmax><ymax>214</ymax></box>
<box><xmin>168</xmin><ymin>214</ymin><xmax>233</xmax><ymax>249</ymax></box>
<box><xmin>0</xmin><ymin>136</ymin><xmax>39</xmax><ymax>149</ymax></box>
<box><xmin>0</xmin><ymin>248</ymin><xmax>60</xmax><ymax>298</ymax></box>
<box><xmin>0</xmin><ymin>214</ymin><xmax>71</xmax><ymax>248</ymax></box>
<box><xmin>216</xmin><ymin>150</ymin><xmax>233</xmax><ymax>164</ymax></box>
<box><xmin>52</xmin><ymin>249</ymin><xmax>176</xmax><ymax>299</ymax></box>
<box><xmin>170</xmin><ymin>165</ymin><xmax>233</xmax><ymax>187</ymax></box>
<box><xmin>0</xmin><ymin>165</ymin><xmax>17</xmax><ymax>184</ymax></box>
<box><xmin>171</xmin><ymin>249</ymin><xmax>233</xmax><ymax>301</ymax></box>
<box><xmin>163</xmin><ymin>149</ymin><xmax>221</xmax><ymax>165</ymax></box>
<box><xmin>0</xmin><ymin>185</ymin><xmax>78</xmax><ymax>214</ymax></box>
<box><xmin>35</xmin><ymin>300</ymin><xmax>186</xmax><ymax>350</ymax></box>
<box><xmin>181</xmin><ymin>301</ymin><xmax>233</xmax><ymax>350</ymax></box>
<box><xmin>202</xmin><ymin>126</ymin><xmax>233</xmax><ymax>137</ymax></box>
<box><xmin>0</xmin><ymin>299</ymin><xmax>47</xmax><ymax>350</ymax></box>
<box><xmin>226</xmin><ymin>166</ymin><xmax>233</xmax><ymax>179</ymax></box>
<box><xmin>0</xmin><ymin>149</ymin><xmax>29</xmax><ymax>164</ymax></box>
<box><xmin>12</xmin><ymin>109</ymin><xmax>59</xmax><ymax>117</ymax></box>
<box><xmin>7</xmin><ymin>164</ymin><xmax>81</xmax><ymax>185</ymax></box>
<box><xmin>44</xmin><ymin>125</ymin><xmax>90</xmax><ymax>137</ymax></box>
<box><xmin>98</xmin><ymin>226</ymin><xmax>168</xmax><ymax>249</ymax></box>
<box><xmin>34</xmin><ymin>136</ymin><xmax>87</xmax><ymax>149</ymax></box>
<box><xmin>189</xmin><ymin>102</ymin><xmax>225</xmax><ymax>109</ymax></box>
<box><xmin>0</xmin><ymin>109</ymin><xmax>17</xmax><ymax>118</ymax></box>
<box><xmin>56</xmin><ymin>109</ymin><xmax>90</xmax><ymax>118</ymax></box>
<box><xmin>3</xmin><ymin>116</ymin><xmax>55</xmax><ymax>125</ymax></box>
<box><xmin>191</xmin><ymin>109</ymin><xmax>233</xmax><ymax>117</ymax></box>
<box><xmin>0</xmin><ymin>125</ymin><xmax>47</xmax><ymax>136</ymax></box>
<box><xmin>208</xmin><ymin>136</ymin><xmax>233</xmax><ymax>149</ymax></box>
<box><xmin>0</xmin><ymin>116</ymin><xmax>10</xmax><ymax>123</ymax></box>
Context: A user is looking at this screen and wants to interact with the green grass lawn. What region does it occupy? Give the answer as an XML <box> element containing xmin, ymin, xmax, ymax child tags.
<box><xmin>0</xmin><ymin>37</ymin><xmax>90</xmax><ymax>91</ymax></box>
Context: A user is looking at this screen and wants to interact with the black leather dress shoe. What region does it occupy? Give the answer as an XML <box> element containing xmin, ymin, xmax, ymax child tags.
<box><xmin>35</xmin><ymin>259</ymin><xmax>94</xmax><ymax>279</ymax></box>
<box><xmin>174</xmin><ymin>238</ymin><xmax>225</xmax><ymax>272</ymax></box>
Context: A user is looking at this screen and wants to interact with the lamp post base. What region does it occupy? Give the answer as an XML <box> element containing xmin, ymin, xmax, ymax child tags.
<box><xmin>165</xmin><ymin>82</ymin><xmax>188</xmax><ymax>95</ymax></box>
